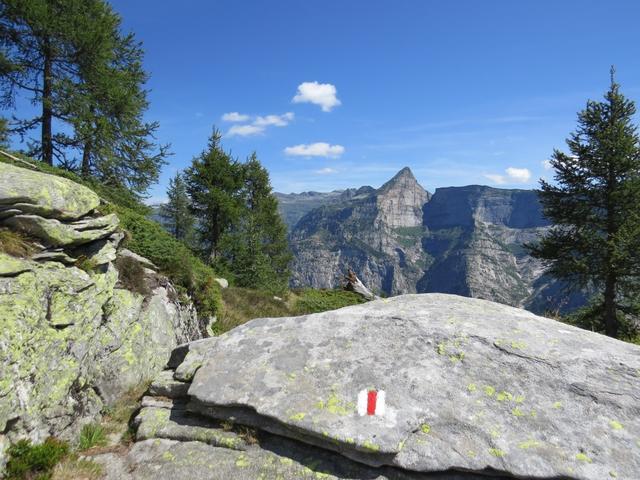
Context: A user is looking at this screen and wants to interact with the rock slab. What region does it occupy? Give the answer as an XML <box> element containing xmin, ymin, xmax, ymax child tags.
<box><xmin>188</xmin><ymin>294</ymin><xmax>640</xmax><ymax>480</ymax></box>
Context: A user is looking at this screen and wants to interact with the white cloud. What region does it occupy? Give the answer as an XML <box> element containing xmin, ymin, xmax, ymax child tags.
<box><xmin>254</xmin><ymin>112</ymin><xmax>294</xmax><ymax>127</ymax></box>
<box><xmin>484</xmin><ymin>167</ymin><xmax>532</xmax><ymax>185</ymax></box>
<box><xmin>292</xmin><ymin>81</ymin><xmax>341</xmax><ymax>112</ymax></box>
<box><xmin>225</xmin><ymin>112</ymin><xmax>294</xmax><ymax>137</ymax></box>
<box><xmin>222</xmin><ymin>112</ymin><xmax>250</xmax><ymax>122</ymax></box>
<box><xmin>541</xmin><ymin>159</ymin><xmax>553</xmax><ymax>170</ymax></box>
<box><xmin>505</xmin><ymin>167</ymin><xmax>531</xmax><ymax>183</ymax></box>
<box><xmin>284</xmin><ymin>142</ymin><xmax>345</xmax><ymax>158</ymax></box>
<box><xmin>227</xmin><ymin>124</ymin><xmax>265</xmax><ymax>137</ymax></box>
<box><xmin>314</xmin><ymin>167</ymin><xmax>338</xmax><ymax>175</ymax></box>
<box><xmin>484</xmin><ymin>174</ymin><xmax>507</xmax><ymax>185</ymax></box>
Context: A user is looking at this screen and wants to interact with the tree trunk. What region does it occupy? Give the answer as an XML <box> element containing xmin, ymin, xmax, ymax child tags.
<box><xmin>41</xmin><ymin>37</ymin><xmax>53</xmax><ymax>166</ymax></box>
<box><xmin>81</xmin><ymin>141</ymin><xmax>91</xmax><ymax>177</ymax></box>
<box><xmin>603</xmin><ymin>274</ymin><xmax>618</xmax><ymax>338</ymax></box>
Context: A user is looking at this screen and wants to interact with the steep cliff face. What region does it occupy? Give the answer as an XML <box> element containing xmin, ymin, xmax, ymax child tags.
<box><xmin>0</xmin><ymin>162</ymin><xmax>202</xmax><ymax>466</ymax></box>
<box><xmin>288</xmin><ymin>169</ymin><xmax>583</xmax><ymax>312</ymax></box>
<box><xmin>290</xmin><ymin>167</ymin><xmax>432</xmax><ymax>294</ymax></box>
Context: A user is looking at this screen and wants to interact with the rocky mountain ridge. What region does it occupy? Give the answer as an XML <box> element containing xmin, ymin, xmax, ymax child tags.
<box><xmin>286</xmin><ymin>167</ymin><xmax>584</xmax><ymax>314</ymax></box>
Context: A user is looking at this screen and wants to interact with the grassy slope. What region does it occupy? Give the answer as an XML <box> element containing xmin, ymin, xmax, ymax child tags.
<box><xmin>218</xmin><ymin>287</ymin><xmax>367</xmax><ymax>334</ymax></box>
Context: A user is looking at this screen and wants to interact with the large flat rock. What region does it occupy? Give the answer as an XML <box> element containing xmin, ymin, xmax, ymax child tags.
<box><xmin>188</xmin><ymin>293</ymin><xmax>640</xmax><ymax>480</ymax></box>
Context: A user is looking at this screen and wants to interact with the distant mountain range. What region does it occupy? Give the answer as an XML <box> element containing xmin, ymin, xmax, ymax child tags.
<box><xmin>276</xmin><ymin>167</ymin><xmax>586</xmax><ymax>315</ymax></box>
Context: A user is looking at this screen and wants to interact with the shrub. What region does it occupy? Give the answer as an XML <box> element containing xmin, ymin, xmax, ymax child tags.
<box><xmin>105</xmin><ymin>203</ymin><xmax>222</xmax><ymax>320</ymax></box>
<box><xmin>78</xmin><ymin>423</ymin><xmax>107</xmax><ymax>451</ymax></box>
<box><xmin>114</xmin><ymin>256</ymin><xmax>150</xmax><ymax>296</ymax></box>
<box><xmin>5</xmin><ymin>437</ymin><xmax>69</xmax><ymax>480</ymax></box>
<box><xmin>0</xmin><ymin>228</ymin><xmax>35</xmax><ymax>257</ymax></box>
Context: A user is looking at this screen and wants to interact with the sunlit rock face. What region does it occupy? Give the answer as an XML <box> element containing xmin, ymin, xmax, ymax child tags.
<box><xmin>0</xmin><ymin>163</ymin><xmax>202</xmax><ymax>470</ymax></box>
<box><xmin>287</xmin><ymin>168</ymin><xmax>584</xmax><ymax>313</ymax></box>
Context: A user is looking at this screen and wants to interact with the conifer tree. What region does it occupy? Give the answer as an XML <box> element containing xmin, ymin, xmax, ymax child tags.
<box><xmin>217</xmin><ymin>154</ymin><xmax>291</xmax><ymax>292</ymax></box>
<box><xmin>161</xmin><ymin>172</ymin><xmax>195</xmax><ymax>243</ymax></box>
<box><xmin>0</xmin><ymin>0</ymin><xmax>110</xmax><ymax>164</ymax></box>
<box><xmin>184</xmin><ymin>129</ymin><xmax>244</xmax><ymax>261</ymax></box>
<box><xmin>528</xmin><ymin>70</ymin><xmax>640</xmax><ymax>338</ymax></box>
<box><xmin>0</xmin><ymin>0</ymin><xmax>167</xmax><ymax>193</ymax></box>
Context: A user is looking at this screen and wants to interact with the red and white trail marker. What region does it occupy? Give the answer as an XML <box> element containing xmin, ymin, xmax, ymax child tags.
<box><xmin>357</xmin><ymin>389</ymin><xmax>386</xmax><ymax>416</ymax></box>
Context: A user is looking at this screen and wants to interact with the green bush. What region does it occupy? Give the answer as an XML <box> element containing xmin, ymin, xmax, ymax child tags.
<box><xmin>5</xmin><ymin>437</ymin><xmax>69</xmax><ymax>480</ymax></box>
<box><xmin>104</xmin><ymin>204</ymin><xmax>221</xmax><ymax>319</ymax></box>
<box><xmin>78</xmin><ymin>423</ymin><xmax>107</xmax><ymax>451</ymax></box>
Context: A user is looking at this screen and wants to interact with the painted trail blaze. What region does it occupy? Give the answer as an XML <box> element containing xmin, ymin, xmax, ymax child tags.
<box><xmin>358</xmin><ymin>389</ymin><xmax>386</xmax><ymax>416</ymax></box>
<box><xmin>367</xmin><ymin>390</ymin><xmax>377</xmax><ymax>415</ymax></box>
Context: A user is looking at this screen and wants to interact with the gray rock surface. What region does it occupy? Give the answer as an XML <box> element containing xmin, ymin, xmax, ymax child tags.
<box><xmin>149</xmin><ymin>371</ymin><xmax>191</xmax><ymax>399</ymax></box>
<box><xmin>0</xmin><ymin>161</ymin><xmax>100</xmax><ymax>220</ymax></box>
<box><xmin>108</xmin><ymin>435</ymin><xmax>498</xmax><ymax>479</ymax></box>
<box><xmin>0</xmin><ymin>163</ymin><xmax>204</xmax><ymax>472</ymax></box>
<box><xmin>4</xmin><ymin>212</ymin><xmax>119</xmax><ymax>247</ymax></box>
<box><xmin>187</xmin><ymin>294</ymin><xmax>640</xmax><ymax>480</ymax></box>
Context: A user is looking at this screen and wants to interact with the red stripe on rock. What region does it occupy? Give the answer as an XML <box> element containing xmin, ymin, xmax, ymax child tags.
<box><xmin>367</xmin><ymin>390</ymin><xmax>377</xmax><ymax>416</ymax></box>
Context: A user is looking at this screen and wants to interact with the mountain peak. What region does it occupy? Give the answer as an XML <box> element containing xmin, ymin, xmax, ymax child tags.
<box><xmin>379</xmin><ymin>166</ymin><xmax>421</xmax><ymax>193</ymax></box>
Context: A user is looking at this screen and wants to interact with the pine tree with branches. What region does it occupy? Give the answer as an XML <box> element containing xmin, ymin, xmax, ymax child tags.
<box><xmin>528</xmin><ymin>69</ymin><xmax>640</xmax><ymax>338</ymax></box>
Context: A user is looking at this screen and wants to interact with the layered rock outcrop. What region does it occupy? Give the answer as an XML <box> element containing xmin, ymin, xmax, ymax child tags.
<box><xmin>0</xmin><ymin>162</ymin><xmax>202</xmax><ymax>468</ymax></box>
<box><xmin>103</xmin><ymin>294</ymin><xmax>639</xmax><ymax>479</ymax></box>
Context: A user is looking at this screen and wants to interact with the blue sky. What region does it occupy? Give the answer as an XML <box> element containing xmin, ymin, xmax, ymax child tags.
<box><xmin>9</xmin><ymin>1</ymin><xmax>640</xmax><ymax>200</ymax></box>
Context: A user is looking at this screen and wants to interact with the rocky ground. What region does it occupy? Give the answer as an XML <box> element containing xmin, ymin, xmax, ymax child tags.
<box><xmin>92</xmin><ymin>294</ymin><xmax>638</xmax><ymax>480</ymax></box>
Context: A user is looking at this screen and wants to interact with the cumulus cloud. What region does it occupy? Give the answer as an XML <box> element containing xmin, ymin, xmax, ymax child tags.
<box><xmin>484</xmin><ymin>174</ymin><xmax>507</xmax><ymax>185</ymax></box>
<box><xmin>254</xmin><ymin>112</ymin><xmax>294</xmax><ymax>127</ymax></box>
<box><xmin>292</xmin><ymin>81</ymin><xmax>341</xmax><ymax>112</ymax></box>
<box><xmin>505</xmin><ymin>167</ymin><xmax>531</xmax><ymax>183</ymax></box>
<box><xmin>225</xmin><ymin>112</ymin><xmax>295</xmax><ymax>136</ymax></box>
<box><xmin>541</xmin><ymin>159</ymin><xmax>553</xmax><ymax>170</ymax></box>
<box><xmin>284</xmin><ymin>142</ymin><xmax>345</xmax><ymax>158</ymax></box>
<box><xmin>227</xmin><ymin>124</ymin><xmax>265</xmax><ymax>137</ymax></box>
<box><xmin>222</xmin><ymin>112</ymin><xmax>250</xmax><ymax>122</ymax></box>
<box><xmin>484</xmin><ymin>167</ymin><xmax>532</xmax><ymax>185</ymax></box>
<box><xmin>314</xmin><ymin>167</ymin><xmax>338</xmax><ymax>175</ymax></box>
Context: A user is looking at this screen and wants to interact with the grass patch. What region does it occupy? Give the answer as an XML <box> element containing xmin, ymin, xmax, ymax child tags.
<box><xmin>0</xmin><ymin>228</ymin><xmax>35</xmax><ymax>258</ymax></box>
<box><xmin>114</xmin><ymin>256</ymin><xmax>150</xmax><ymax>296</ymax></box>
<box><xmin>5</xmin><ymin>437</ymin><xmax>69</xmax><ymax>480</ymax></box>
<box><xmin>218</xmin><ymin>287</ymin><xmax>368</xmax><ymax>334</ymax></box>
<box><xmin>293</xmin><ymin>288</ymin><xmax>368</xmax><ymax>314</ymax></box>
<box><xmin>51</xmin><ymin>455</ymin><xmax>104</xmax><ymax>480</ymax></box>
<box><xmin>101</xmin><ymin>381</ymin><xmax>150</xmax><ymax>444</ymax></box>
<box><xmin>78</xmin><ymin>424</ymin><xmax>107</xmax><ymax>451</ymax></box>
